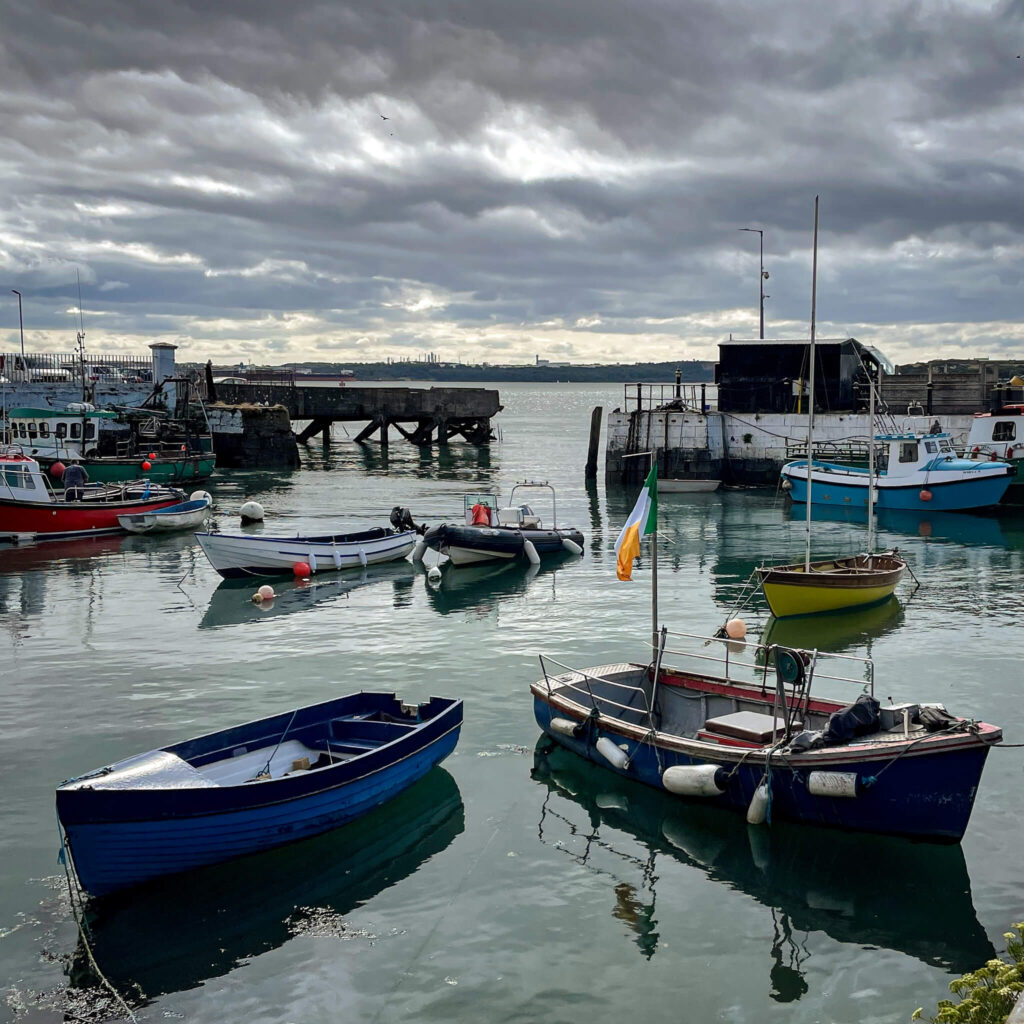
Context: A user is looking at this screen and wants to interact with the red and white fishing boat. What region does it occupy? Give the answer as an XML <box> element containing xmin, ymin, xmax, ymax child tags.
<box><xmin>0</xmin><ymin>447</ymin><xmax>185</xmax><ymax>541</ymax></box>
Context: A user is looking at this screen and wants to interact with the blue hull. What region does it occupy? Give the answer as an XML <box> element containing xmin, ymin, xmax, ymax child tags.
<box><xmin>534</xmin><ymin>698</ymin><xmax>988</xmax><ymax>841</ymax></box>
<box><xmin>787</xmin><ymin>473</ymin><xmax>1010</xmax><ymax>512</ymax></box>
<box><xmin>59</xmin><ymin>694</ymin><xmax>462</xmax><ymax>896</ymax></box>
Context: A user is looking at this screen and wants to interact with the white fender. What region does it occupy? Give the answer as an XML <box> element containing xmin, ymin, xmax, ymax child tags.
<box><xmin>595</xmin><ymin>736</ymin><xmax>629</xmax><ymax>770</ymax></box>
<box><xmin>411</xmin><ymin>538</ymin><xmax>427</xmax><ymax>563</ymax></box>
<box><xmin>358</xmin><ymin>547</ymin><xmax>368</xmax><ymax>567</ymax></box>
<box><xmin>549</xmin><ymin>717</ymin><xmax>579</xmax><ymax>737</ymax></box>
<box><xmin>746</xmin><ymin>781</ymin><xmax>770</xmax><ymax>825</ymax></box>
<box><xmin>561</xmin><ymin>537</ymin><xmax>583</xmax><ymax>556</ymax></box>
<box><xmin>662</xmin><ymin>764</ymin><xmax>726</xmax><ymax>797</ymax></box>
<box><xmin>523</xmin><ymin>539</ymin><xmax>541</xmax><ymax>565</ymax></box>
<box><xmin>807</xmin><ymin>771</ymin><xmax>858</xmax><ymax>798</ymax></box>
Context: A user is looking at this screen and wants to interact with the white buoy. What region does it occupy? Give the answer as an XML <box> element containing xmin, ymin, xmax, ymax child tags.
<box><xmin>257</xmin><ymin>584</ymin><xmax>275</xmax><ymax>601</ymax></box>
<box><xmin>746</xmin><ymin>781</ymin><xmax>770</xmax><ymax>825</ymax></box>
<box><xmin>662</xmin><ymin>764</ymin><xmax>727</xmax><ymax>797</ymax></box>
<box><xmin>523</xmin><ymin>539</ymin><xmax>541</xmax><ymax>565</ymax></box>
<box><xmin>411</xmin><ymin>538</ymin><xmax>427</xmax><ymax>563</ymax></box>
<box><xmin>427</xmin><ymin>565</ymin><xmax>442</xmax><ymax>584</ymax></box>
<box><xmin>189</xmin><ymin>490</ymin><xmax>213</xmax><ymax>504</ymax></box>
<box><xmin>240</xmin><ymin>500</ymin><xmax>264</xmax><ymax>523</ymax></box>
<box><xmin>595</xmin><ymin>736</ymin><xmax>629</xmax><ymax>770</ymax></box>
<box><xmin>561</xmin><ymin>537</ymin><xmax>583</xmax><ymax>556</ymax></box>
<box><xmin>549</xmin><ymin>717</ymin><xmax>579</xmax><ymax>737</ymax></box>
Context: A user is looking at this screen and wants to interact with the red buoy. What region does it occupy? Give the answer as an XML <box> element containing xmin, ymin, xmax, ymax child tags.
<box><xmin>293</xmin><ymin>561</ymin><xmax>312</xmax><ymax>578</ymax></box>
<box><xmin>141</xmin><ymin>460</ymin><xmax>152</xmax><ymax>471</ymax></box>
<box><xmin>50</xmin><ymin>461</ymin><xmax>66</xmax><ymax>479</ymax></box>
<box><xmin>148</xmin><ymin>452</ymin><xmax>157</xmax><ymax>459</ymax></box>
<box><xmin>919</xmin><ymin>488</ymin><xmax>933</xmax><ymax>502</ymax></box>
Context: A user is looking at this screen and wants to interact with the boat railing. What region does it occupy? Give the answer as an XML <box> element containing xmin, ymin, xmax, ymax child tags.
<box><xmin>654</xmin><ymin>629</ymin><xmax>875</xmax><ymax>697</ymax></box>
<box><xmin>538</xmin><ymin>656</ymin><xmax>653</xmax><ymax>719</ymax></box>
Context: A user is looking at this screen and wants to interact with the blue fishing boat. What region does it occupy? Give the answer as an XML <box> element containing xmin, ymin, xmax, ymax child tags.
<box><xmin>781</xmin><ymin>432</ymin><xmax>1012</xmax><ymax>512</ymax></box>
<box><xmin>56</xmin><ymin>692</ymin><xmax>463</xmax><ymax>897</ymax></box>
<box><xmin>531</xmin><ymin>630</ymin><xmax>1001</xmax><ymax>841</ymax></box>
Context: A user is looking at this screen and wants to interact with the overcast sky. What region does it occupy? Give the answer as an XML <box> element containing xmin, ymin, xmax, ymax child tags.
<box><xmin>2</xmin><ymin>0</ymin><xmax>1024</xmax><ymax>368</ymax></box>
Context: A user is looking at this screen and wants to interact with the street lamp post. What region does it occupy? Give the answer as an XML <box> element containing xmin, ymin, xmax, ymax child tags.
<box><xmin>738</xmin><ymin>228</ymin><xmax>768</xmax><ymax>339</ymax></box>
<box><xmin>11</xmin><ymin>290</ymin><xmax>25</xmax><ymax>358</ymax></box>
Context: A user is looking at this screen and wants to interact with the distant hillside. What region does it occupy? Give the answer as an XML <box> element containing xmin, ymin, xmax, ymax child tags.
<box><xmin>288</xmin><ymin>360</ymin><xmax>715</xmax><ymax>383</ymax></box>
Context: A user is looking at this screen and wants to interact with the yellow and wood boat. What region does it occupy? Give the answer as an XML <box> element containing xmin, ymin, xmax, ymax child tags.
<box><xmin>755</xmin><ymin>551</ymin><xmax>906</xmax><ymax>618</ymax></box>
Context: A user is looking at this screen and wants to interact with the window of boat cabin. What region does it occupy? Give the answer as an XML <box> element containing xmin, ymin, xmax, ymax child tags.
<box><xmin>85</xmin><ymin>423</ymin><xmax>96</xmax><ymax>439</ymax></box>
<box><xmin>27</xmin><ymin>422</ymin><xmax>37</xmax><ymax>438</ymax></box>
<box><xmin>993</xmin><ymin>421</ymin><xmax>1016</xmax><ymax>442</ymax></box>
<box><xmin>70</xmin><ymin>423</ymin><xmax>81</xmax><ymax>439</ymax></box>
<box><xmin>37</xmin><ymin>421</ymin><xmax>48</xmax><ymax>437</ymax></box>
<box><xmin>925</xmin><ymin>440</ymin><xmax>937</xmax><ymax>454</ymax></box>
<box><xmin>3</xmin><ymin>467</ymin><xmax>34</xmax><ymax>488</ymax></box>
<box><xmin>899</xmin><ymin>441</ymin><xmax>918</xmax><ymax>462</ymax></box>
<box><xmin>55</xmin><ymin>423</ymin><xmax>66</xmax><ymax>438</ymax></box>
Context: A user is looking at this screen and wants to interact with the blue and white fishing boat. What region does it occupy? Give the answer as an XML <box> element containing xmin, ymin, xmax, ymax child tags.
<box><xmin>56</xmin><ymin>691</ymin><xmax>463</xmax><ymax>897</ymax></box>
<box><xmin>117</xmin><ymin>491</ymin><xmax>212</xmax><ymax>534</ymax></box>
<box><xmin>195</xmin><ymin>525</ymin><xmax>417</xmax><ymax>578</ymax></box>
<box><xmin>780</xmin><ymin>432</ymin><xmax>1012</xmax><ymax>512</ymax></box>
<box><xmin>532</xmin><ymin>630</ymin><xmax>1001</xmax><ymax>842</ymax></box>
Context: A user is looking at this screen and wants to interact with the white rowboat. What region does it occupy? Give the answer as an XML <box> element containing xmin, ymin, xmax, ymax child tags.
<box><xmin>118</xmin><ymin>493</ymin><xmax>212</xmax><ymax>534</ymax></box>
<box><xmin>195</xmin><ymin>527</ymin><xmax>418</xmax><ymax>578</ymax></box>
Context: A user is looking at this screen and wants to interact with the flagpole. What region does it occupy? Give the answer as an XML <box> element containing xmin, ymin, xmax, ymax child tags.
<box><xmin>651</xmin><ymin>455</ymin><xmax>658</xmax><ymax>657</ymax></box>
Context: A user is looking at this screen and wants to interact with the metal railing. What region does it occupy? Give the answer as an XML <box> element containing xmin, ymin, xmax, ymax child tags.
<box><xmin>622</xmin><ymin>381</ymin><xmax>719</xmax><ymax>414</ymax></box>
<box><xmin>538</xmin><ymin>657</ymin><xmax>653</xmax><ymax>720</ymax></box>
<box><xmin>656</xmin><ymin>629</ymin><xmax>874</xmax><ymax>696</ymax></box>
<box><xmin>0</xmin><ymin>351</ymin><xmax>152</xmax><ymax>384</ymax></box>
<box><xmin>539</xmin><ymin>631</ymin><xmax>874</xmax><ymax>708</ymax></box>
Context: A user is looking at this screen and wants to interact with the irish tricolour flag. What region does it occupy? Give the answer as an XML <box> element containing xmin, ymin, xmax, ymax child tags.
<box><xmin>615</xmin><ymin>464</ymin><xmax>657</xmax><ymax>581</ymax></box>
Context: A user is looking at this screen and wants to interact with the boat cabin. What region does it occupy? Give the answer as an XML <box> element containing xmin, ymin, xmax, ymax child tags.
<box><xmin>0</xmin><ymin>449</ymin><xmax>54</xmax><ymax>503</ymax></box>
<box><xmin>5</xmin><ymin>406</ymin><xmax>118</xmax><ymax>460</ymax></box>
<box><xmin>877</xmin><ymin>432</ymin><xmax>967</xmax><ymax>477</ymax></box>
<box><xmin>966</xmin><ymin>406</ymin><xmax>1024</xmax><ymax>461</ymax></box>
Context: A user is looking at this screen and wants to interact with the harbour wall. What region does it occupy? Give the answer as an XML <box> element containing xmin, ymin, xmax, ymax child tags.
<box><xmin>606</xmin><ymin>410</ymin><xmax>976</xmax><ymax>485</ymax></box>
<box><xmin>206</xmin><ymin>405</ymin><xmax>300</xmax><ymax>469</ymax></box>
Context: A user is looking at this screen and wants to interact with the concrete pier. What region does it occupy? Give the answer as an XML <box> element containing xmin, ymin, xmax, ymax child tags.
<box><xmin>210</xmin><ymin>382</ymin><xmax>501</xmax><ymax>446</ymax></box>
<box><xmin>606</xmin><ymin>404</ymin><xmax>975</xmax><ymax>486</ymax></box>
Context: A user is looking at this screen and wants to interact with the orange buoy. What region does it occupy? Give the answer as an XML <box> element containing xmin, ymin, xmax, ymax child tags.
<box><xmin>919</xmin><ymin>489</ymin><xmax>933</xmax><ymax>502</ymax></box>
<box><xmin>50</xmin><ymin>461</ymin><xmax>66</xmax><ymax>479</ymax></box>
<box><xmin>141</xmin><ymin>460</ymin><xmax>152</xmax><ymax>471</ymax></box>
<box><xmin>293</xmin><ymin>561</ymin><xmax>311</xmax><ymax>578</ymax></box>
<box><xmin>725</xmin><ymin>618</ymin><xmax>747</xmax><ymax>639</ymax></box>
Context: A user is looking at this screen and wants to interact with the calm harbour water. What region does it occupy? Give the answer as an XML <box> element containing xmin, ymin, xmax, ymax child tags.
<box><xmin>1</xmin><ymin>382</ymin><xmax>1022</xmax><ymax>1024</ymax></box>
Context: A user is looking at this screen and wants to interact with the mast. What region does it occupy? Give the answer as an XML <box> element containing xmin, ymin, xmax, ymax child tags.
<box><xmin>867</xmin><ymin>362</ymin><xmax>876</xmax><ymax>553</ymax></box>
<box><xmin>805</xmin><ymin>196</ymin><xmax>819</xmax><ymax>573</ymax></box>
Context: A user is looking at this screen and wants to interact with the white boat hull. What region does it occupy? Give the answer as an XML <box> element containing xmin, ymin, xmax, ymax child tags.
<box><xmin>659</xmin><ymin>479</ymin><xmax>721</xmax><ymax>493</ymax></box>
<box><xmin>195</xmin><ymin>529</ymin><xmax>417</xmax><ymax>578</ymax></box>
<box><xmin>119</xmin><ymin>506</ymin><xmax>210</xmax><ymax>534</ymax></box>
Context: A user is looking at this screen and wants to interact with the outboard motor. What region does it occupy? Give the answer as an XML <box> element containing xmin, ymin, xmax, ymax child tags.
<box><xmin>390</xmin><ymin>505</ymin><xmax>424</xmax><ymax>534</ymax></box>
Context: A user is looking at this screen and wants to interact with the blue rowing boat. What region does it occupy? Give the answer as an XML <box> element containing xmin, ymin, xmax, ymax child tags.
<box><xmin>56</xmin><ymin>692</ymin><xmax>463</xmax><ymax>897</ymax></box>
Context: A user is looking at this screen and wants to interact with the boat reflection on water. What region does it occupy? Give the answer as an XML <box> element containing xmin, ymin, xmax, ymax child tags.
<box><xmin>531</xmin><ymin>742</ymin><xmax>993</xmax><ymax>1001</ymax></box>
<box><xmin>760</xmin><ymin>595</ymin><xmax>905</xmax><ymax>655</ymax></box>
<box><xmin>423</xmin><ymin>554</ymin><xmax>573</xmax><ymax>616</ymax></box>
<box><xmin>0</xmin><ymin>533</ymin><xmax>128</xmax><ymax>574</ymax></box>
<box><xmin>200</xmin><ymin>561</ymin><xmax>417</xmax><ymax>628</ymax></box>
<box><xmin>788</xmin><ymin>502</ymin><xmax>1017</xmax><ymax>548</ymax></box>
<box><xmin>69</xmin><ymin>768</ymin><xmax>463</xmax><ymax>1002</ymax></box>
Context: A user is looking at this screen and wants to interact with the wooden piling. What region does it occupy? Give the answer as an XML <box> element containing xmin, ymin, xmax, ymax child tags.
<box><xmin>585</xmin><ymin>406</ymin><xmax>603</xmax><ymax>479</ymax></box>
